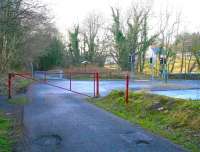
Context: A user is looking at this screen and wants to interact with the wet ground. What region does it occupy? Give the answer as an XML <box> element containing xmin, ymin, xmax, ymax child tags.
<box><xmin>22</xmin><ymin>82</ymin><xmax>187</xmax><ymax>152</ymax></box>
<box><xmin>152</xmin><ymin>89</ymin><xmax>200</xmax><ymax>100</ymax></box>
<box><xmin>0</xmin><ymin>96</ymin><xmax>21</xmax><ymax>113</ymax></box>
<box><xmin>45</xmin><ymin>78</ymin><xmax>200</xmax><ymax>100</ymax></box>
<box><xmin>34</xmin><ymin>71</ymin><xmax>200</xmax><ymax>100</ymax></box>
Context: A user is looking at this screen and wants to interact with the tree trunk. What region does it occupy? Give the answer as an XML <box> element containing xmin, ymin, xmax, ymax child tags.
<box><xmin>170</xmin><ymin>56</ymin><xmax>176</xmax><ymax>73</ymax></box>
<box><xmin>187</xmin><ymin>54</ymin><xmax>192</xmax><ymax>73</ymax></box>
<box><xmin>189</xmin><ymin>61</ymin><xmax>196</xmax><ymax>72</ymax></box>
<box><xmin>180</xmin><ymin>51</ymin><xmax>184</xmax><ymax>73</ymax></box>
<box><xmin>140</xmin><ymin>51</ymin><xmax>146</xmax><ymax>73</ymax></box>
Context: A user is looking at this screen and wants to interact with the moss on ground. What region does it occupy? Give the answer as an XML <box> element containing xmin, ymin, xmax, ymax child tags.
<box><xmin>14</xmin><ymin>79</ymin><xmax>32</xmax><ymax>94</ymax></box>
<box><xmin>0</xmin><ymin>75</ymin><xmax>8</xmax><ymax>96</ymax></box>
<box><xmin>7</xmin><ymin>96</ymin><xmax>29</xmax><ymax>105</ymax></box>
<box><xmin>89</xmin><ymin>90</ymin><xmax>200</xmax><ymax>152</ymax></box>
<box><xmin>0</xmin><ymin>74</ymin><xmax>32</xmax><ymax>96</ymax></box>
<box><xmin>0</xmin><ymin>111</ymin><xmax>13</xmax><ymax>152</ymax></box>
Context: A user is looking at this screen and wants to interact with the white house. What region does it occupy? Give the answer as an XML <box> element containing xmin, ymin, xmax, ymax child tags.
<box><xmin>146</xmin><ymin>46</ymin><xmax>160</xmax><ymax>65</ymax></box>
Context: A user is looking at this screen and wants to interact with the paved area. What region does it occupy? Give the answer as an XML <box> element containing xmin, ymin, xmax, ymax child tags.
<box><xmin>46</xmin><ymin>79</ymin><xmax>200</xmax><ymax>99</ymax></box>
<box><xmin>0</xmin><ymin>96</ymin><xmax>20</xmax><ymax>113</ymax></box>
<box><xmin>22</xmin><ymin>82</ymin><xmax>187</xmax><ymax>152</ymax></box>
<box><xmin>34</xmin><ymin>72</ymin><xmax>200</xmax><ymax>99</ymax></box>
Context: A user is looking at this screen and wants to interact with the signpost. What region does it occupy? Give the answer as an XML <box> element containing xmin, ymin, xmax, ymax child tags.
<box><xmin>150</xmin><ymin>47</ymin><xmax>160</xmax><ymax>81</ymax></box>
<box><xmin>160</xmin><ymin>55</ymin><xmax>168</xmax><ymax>83</ymax></box>
<box><xmin>150</xmin><ymin>57</ymin><xmax>154</xmax><ymax>80</ymax></box>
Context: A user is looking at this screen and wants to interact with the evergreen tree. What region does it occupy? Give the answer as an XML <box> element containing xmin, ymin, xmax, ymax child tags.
<box><xmin>38</xmin><ymin>37</ymin><xmax>65</xmax><ymax>70</ymax></box>
<box><xmin>111</xmin><ymin>8</ymin><xmax>128</xmax><ymax>70</ymax></box>
<box><xmin>68</xmin><ymin>25</ymin><xmax>80</xmax><ymax>65</ymax></box>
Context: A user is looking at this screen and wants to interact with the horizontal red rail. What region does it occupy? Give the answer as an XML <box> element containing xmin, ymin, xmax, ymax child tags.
<box><xmin>15</xmin><ymin>73</ymin><xmax>92</xmax><ymax>97</ymax></box>
<box><xmin>34</xmin><ymin>71</ymin><xmax>96</xmax><ymax>75</ymax></box>
<box><xmin>16</xmin><ymin>72</ymin><xmax>32</xmax><ymax>76</ymax></box>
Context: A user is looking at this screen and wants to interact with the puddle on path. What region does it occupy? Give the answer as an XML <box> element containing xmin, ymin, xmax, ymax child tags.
<box><xmin>34</xmin><ymin>134</ymin><xmax>62</xmax><ymax>147</ymax></box>
<box><xmin>120</xmin><ymin>132</ymin><xmax>152</xmax><ymax>145</ymax></box>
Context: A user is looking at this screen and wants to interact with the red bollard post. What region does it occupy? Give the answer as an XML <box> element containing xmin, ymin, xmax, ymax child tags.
<box><xmin>94</xmin><ymin>73</ymin><xmax>96</xmax><ymax>97</ymax></box>
<box><xmin>69</xmin><ymin>72</ymin><xmax>72</xmax><ymax>91</ymax></box>
<box><xmin>96</xmin><ymin>72</ymin><xmax>99</xmax><ymax>97</ymax></box>
<box><xmin>125</xmin><ymin>74</ymin><xmax>129</xmax><ymax>104</ymax></box>
<box><xmin>8</xmin><ymin>73</ymin><xmax>12</xmax><ymax>99</ymax></box>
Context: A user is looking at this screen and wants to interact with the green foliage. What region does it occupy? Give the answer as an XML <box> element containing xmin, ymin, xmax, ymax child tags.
<box><xmin>38</xmin><ymin>37</ymin><xmax>65</xmax><ymax>70</ymax></box>
<box><xmin>0</xmin><ymin>75</ymin><xmax>32</xmax><ymax>96</ymax></box>
<box><xmin>68</xmin><ymin>25</ymin><xmax>81</xmax><ymax>65</ymax></box>
<box><xmin>0</xmin><ymin>0</ymin><xmax>23</xmax><ymax>72</ymax></box>
<box><xmin>14</xmin><ymin>79</ymin><xmax>32</xmax><ymax>94</ymax></box>
<box><xmin>108</xmin><ymin>90</ymin><xmax>124</xmax><ymax>98</ymax></box>
<box><xmin>111</xmin><ymin>7</ymin><xmax>157</xmax><ymax>71</ymax></box>
<box><xmin>0</xmin><ymin>111</ymin><xmax>12</xmax><ymax>152</ymax></box>
<box><xmin>191</xmin><ymin>33</ymin><xmax>200</xmax><ymax>68</ymax></box>
<box><xmin>111</xmin><ymin>8</ymin><xmax>129</xmax><ymax>70</ymax></box>
<box><xmin>0</xmin><ymin>0</ymin><xmax>49</xmax><ymax>73</ymax></box>
<box><xmin>93</xmin><ymin>53</ymin><xmax>107</xmax><ymax>67</ymax></box>
<box><xmin>7</xmin><ymin>96</ymin><xmax>29</xmax><ymax>105</ymax></box>
<box><xmin>89</xmin><ymin>90</ymin><xmax>200</xmax><ymax>152</ymax></box>
<box><xmin>0</xmin><ymin>74</ymin><xmax>7</xmax><ymax>96</ymax></box>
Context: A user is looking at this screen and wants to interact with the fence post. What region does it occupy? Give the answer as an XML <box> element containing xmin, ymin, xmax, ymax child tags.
<box><xmin>8</xmin><ymin>73</ymin><xmax>12</xmax><ymax>99</ymax></box>
<box><xmin>94</xmin><ymin>73</ymin><xmax>96</xmax><ymax>97</ymax></box>
<box><xmin>44</xmin><ymin>71</ymin><xmax>47</xmax><ymax>82</ymax></box>
<box><xmin>125</xmin><ymin>74</ymin><xmax>129</xmax><ymax>104</ymax></box>
<box><xmin>69</xmin><ymin>72</ymin><xmax>72</xmax><ymax>91</ymax></box>
<box><xmin>96</xmin><ymin>72</ymin><xmax>99</xmax><ymax>97</ymax></box>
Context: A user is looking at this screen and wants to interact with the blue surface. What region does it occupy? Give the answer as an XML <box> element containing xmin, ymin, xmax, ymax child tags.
<box><xmin>151</xmin><ymin>89</ymin><xmax>200</xmax><ymax>100</ymax></box>
<box><xmin>22</xmin><ymin>82</ymin><xmax>186</xmax><ymax>152</ymax></box>
<box><xmin>33</xmin><ymin>72</ymin><xmax>200</xmax><ymax>100</ymax></box>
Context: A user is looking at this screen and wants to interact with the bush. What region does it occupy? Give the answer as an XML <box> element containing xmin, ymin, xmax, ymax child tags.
<box><xmin>0</xmin><ymin>75</ymin><xmax>8</xmax><ymax>96</ymax></box>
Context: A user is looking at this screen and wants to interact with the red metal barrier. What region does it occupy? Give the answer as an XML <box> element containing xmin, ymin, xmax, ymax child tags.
<box><xmin>125</xmin><ymin>74</ymin><xmax>129</xmax><ymax>104</ymax></box>
<box><xmin>17</xmin><ymin>72</ymin><xmax>31</xmax><ymax>76</ymax></box>
<box><xmin>96</xmin><ymin>72</ymin><xmax>99</xmax><ymax>97</ymax></box>
<box><xmin>8</xmin><ymin>72</ymin><xmax>99</xmax><ymax>99</ymax></box>
<box><xmin>8</xmin><ymin>73</ymin><xmax>12</xmax><ymax>99</ymax></box>
<box><xmin>94</xmin><ymin>73</ymin><xmax>96</xmax><ymax>97</ymax></box>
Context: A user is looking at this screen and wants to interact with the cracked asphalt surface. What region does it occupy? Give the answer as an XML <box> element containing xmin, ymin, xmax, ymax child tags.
<box><xmin>23</xmin><ymin>82</ymin><xmax>187</xmax><ymax>152</ymax></box>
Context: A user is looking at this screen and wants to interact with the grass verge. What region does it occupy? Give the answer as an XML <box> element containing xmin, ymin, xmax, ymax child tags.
<box><xmin>0</xmin><ymin>111</ymin><xmax>13</xmax><ymax>152</ymax></box>
<box><xmin>0</xmin><ymin>74</ymin><xmax>32</xmax><ymax>96</ymax></box>
<box><xmin>14</xmin><ymin>79</ymin><xmax>32</xmax><ymax>94</ymax></box>
<box><xmin>7</xmin><ymin>96</ymin><xmax>29</xmax><ymax>105</ymax></box>
<box><xmin>88</xmin><ymin>90</ymin><xmax>200</xmax><ymax>152</ymax></box>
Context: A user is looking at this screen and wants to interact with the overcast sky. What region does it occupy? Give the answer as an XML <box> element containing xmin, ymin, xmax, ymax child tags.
<box><xmin>41</xmin><ymin>0</ymin><xmax>200</xmax><ymax>35</ymax></box>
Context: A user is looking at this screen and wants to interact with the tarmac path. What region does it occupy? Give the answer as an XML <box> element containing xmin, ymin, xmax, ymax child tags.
<box><xmin>22</xmin><ymin>82</ymin><xmax>187</xmax><ymax>152</ymax></box>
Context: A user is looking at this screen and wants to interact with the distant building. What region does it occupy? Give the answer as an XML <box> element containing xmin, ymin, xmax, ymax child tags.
<box><xmin>105</xmin><ymin>56</ymin><xmax>116</xmax><ymax>64</ymax></box>
<box><xmin>146</xmin><ymin>46</ymin><xmax>160</xmax><ymax>64</ymax></box>
<box><xmin>104</xmin><ymin>56</ymin><xmax>119</xmax><ymax>70</ymax></box>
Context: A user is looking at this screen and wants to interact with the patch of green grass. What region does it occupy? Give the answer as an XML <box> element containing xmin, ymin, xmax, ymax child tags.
<box><xmin>1</xmin><ymin>75</ymin><xmax>32</xmax><ymax>96</ymax></box>
<box><xmin>89</xmin><ymin>90</ymin><xmax>200</xmax><ymax>152</ymax></box>
<box><xmin>0</xmin><ymin>75</ymin><xmax>8</xmax><ymax>96</ymax></box>
<box><xmin>15</xmin><ymin>79</ymin><xmax>32</xmax><ymax>93</ymax></box>
<box><xmin>7</xmin><ymin>96</ymin><xmax>29</xmax><ymax>105</ymax></box>
<box><xmin>0</xmin><ymin>111</ymin><xmax>13</xmax><ymax>152</ymax></box>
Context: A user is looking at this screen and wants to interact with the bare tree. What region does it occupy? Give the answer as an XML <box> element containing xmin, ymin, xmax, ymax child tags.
<box><xmin>0</xmin><ymin>0</ymin><xmax>50</xmax><ymax>72</ymax></box>
<box><xmin>191</xmin><ymin>33</ymin><xmax>200</xmax><ymax>69</ymax></box>
<box><xmin>110</xmin><ymin>7</ymin><xmax>127</xmax><ymax>69</ymax></box>
<box><xmin>126</xmin><ymin>1</ymin><xmax>154</xmax><ymax>74</ymax></box>
<box><xmin>81</xmin><ymin>12</ymin><xmax>103</xmax><ymax>62</ymax></box>
<box><xmin>157</xmin><ymin>8</ymin><xmax>182</xmax><ymax>74</ymax></box>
